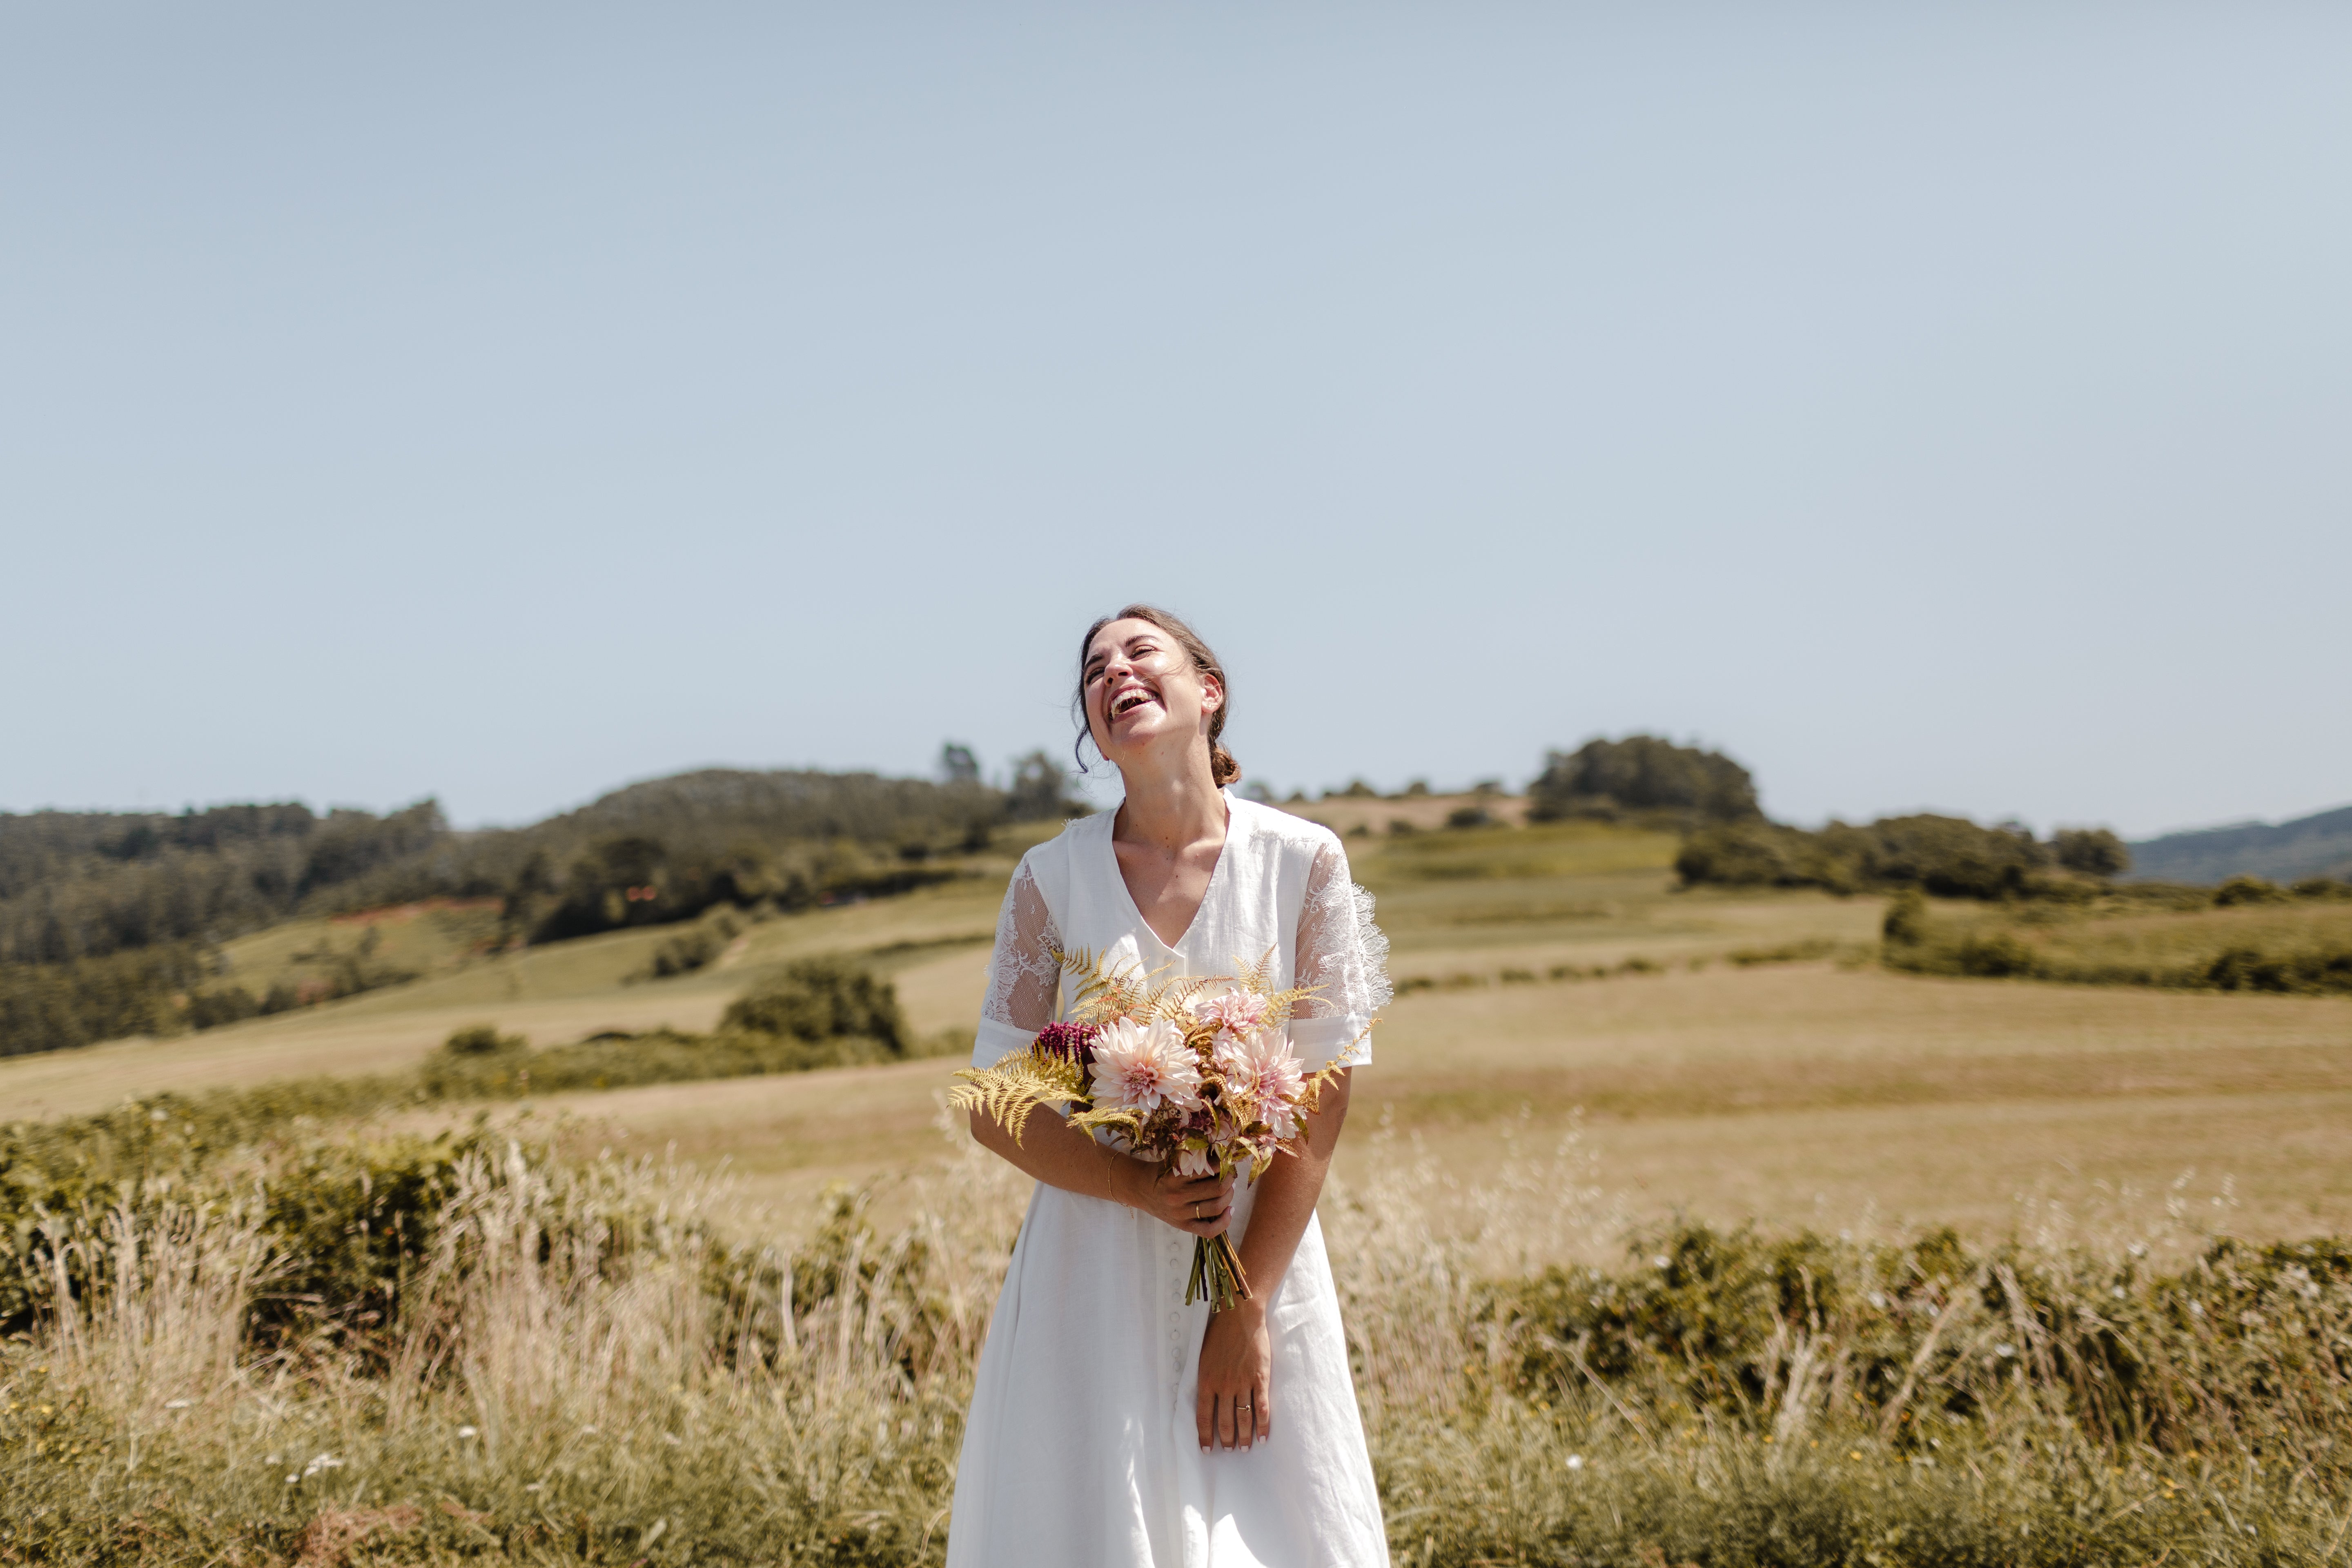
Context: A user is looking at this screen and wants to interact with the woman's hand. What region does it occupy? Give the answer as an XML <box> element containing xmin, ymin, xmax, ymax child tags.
<box><xmin>1127</xmin><ymin>1161</ymin><xmax>1234</xmax><ymax>1237</ymax></box>
<box><xmin>1197</xmin><ymin>1300</ymin><xmax>1272</xmax><ymax>1451</ymax></box>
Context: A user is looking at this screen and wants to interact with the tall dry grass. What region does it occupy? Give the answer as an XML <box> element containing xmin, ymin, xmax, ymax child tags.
<box><xmin>6</xmin><ymin>1112</ymin><xmax>2352</xmax><ymax>1566</ymax></box>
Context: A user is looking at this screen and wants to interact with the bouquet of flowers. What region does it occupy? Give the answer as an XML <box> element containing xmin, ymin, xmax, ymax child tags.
<box><xmin>951</xmin><ymin>948</ymin><xmax>1356</xmax><ymax>1311</ymax></box>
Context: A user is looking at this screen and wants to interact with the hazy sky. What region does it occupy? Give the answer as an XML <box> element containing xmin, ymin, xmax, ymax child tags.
<box><xmin>5</xmin><ymin>4</ymin><xmax>2347</xmax><ymax>838</ymax></box>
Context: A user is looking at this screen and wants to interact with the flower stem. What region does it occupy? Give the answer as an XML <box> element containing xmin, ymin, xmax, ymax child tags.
<box><xmin>1187</xmin><ymin>1234</ymin><xmax>1253</xmax><ymax>1312</ymax></box>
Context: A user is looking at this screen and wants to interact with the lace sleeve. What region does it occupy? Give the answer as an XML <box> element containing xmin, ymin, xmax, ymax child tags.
<box><xmin>973</xmin><ymin>861</ymin><xmax>1062</xmax><ymax>1069</ymax></box>
<box><xmin>1290</xmin><ymin>841</ymin><xmax>1390</xmax><ymax>1069</ymax></box>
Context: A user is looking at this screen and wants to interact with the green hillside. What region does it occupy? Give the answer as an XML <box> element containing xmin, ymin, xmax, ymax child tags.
<box><xmin>0</xmin><ymin>762</ymin><xmax>1079</xmax><ymax>1056</ymax></box>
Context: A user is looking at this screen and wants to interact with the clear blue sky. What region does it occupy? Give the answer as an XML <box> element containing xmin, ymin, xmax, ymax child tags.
<box><xmin>4</xmin><ymin>4</ymin><xmax>2346</xmax><ymax>838</ymax></box>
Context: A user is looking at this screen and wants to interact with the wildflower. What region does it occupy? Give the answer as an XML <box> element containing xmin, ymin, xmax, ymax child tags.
<box><xmin>1214</xmin><ymin>1029</ymin><xmax>1306</xmax><ymax>1138</ymax></box>
<box><xmin>302</xmin><ymin>1453</ymin><xmax>344</xmax><ymax>1478</ymax></box>
<box><xmin>1995</xmin><ymin>1344</ymin><xmax>2015</xmax><ymax>1359</ymax></box>
<box><xmin>163</xmin><ymin>1399</ymin><xmax>191</xmax><ymax>1410</ymax></box>
<box><xmin>1089</xmin><ymin>1018</ymin><xmax>1203</xmax><ymax>1115</ymax></box>
<box><xmin>1565</xmin><ymin>1454</ymin><xmax>1585</xmax><ymax>1471</ymax></box>
<box><xmin>458</xmin><ymin>1425</ymin><xmax>479</xmax><ymax>1439</ymax></box>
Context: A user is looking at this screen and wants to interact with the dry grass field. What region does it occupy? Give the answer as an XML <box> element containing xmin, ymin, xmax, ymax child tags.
<box><xmin>13</xmin><ymin>797</ymin><xmax>2352</xmax><ymax>1566</ymax></box>
<box><xmin>18</xmin><ymin>798</ymin><xmax>2345</xmax><ymax>1258</ymax></box>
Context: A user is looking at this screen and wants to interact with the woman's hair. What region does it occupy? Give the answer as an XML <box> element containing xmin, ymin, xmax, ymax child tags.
<box><xmin>1073</xmin><ymin>604</ymin><xmax>1240</xmax><ymax>786</ymax></box>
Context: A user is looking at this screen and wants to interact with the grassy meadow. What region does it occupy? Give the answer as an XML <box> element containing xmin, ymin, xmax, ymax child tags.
<box><xmin>8</xmin><ymin>798</ymin><xmax>2352</xmax><ymax>1564</ymax></box>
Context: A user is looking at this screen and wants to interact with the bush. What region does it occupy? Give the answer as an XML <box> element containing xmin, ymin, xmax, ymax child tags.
<box><xmin>1530</xmin><ymin>735</ymin><xmax>1761</xmax><ymax>824</ymax></box>
<box><xmin>1677</xmin><ymin>820</ymin><xmax>1848</xmax><ymax>891</ymax></box>
<box><xmin>721</xmin><ymin>957</ymin><xmax>909</xmax><ymax>1054</ymax></box>
<box><xmin>184</xmin><ymin>982</ymin><xmax>261</xmax><ymax>1030</ymax></box>
<box><xmin>1881</xmin><ymin>901</ymin><xmax>2352</xmax><ymax>996</ymax></box>
<box><xmin>646</xmin><ymin>909</ymin><xmax>743</xmax><ymax>979</ymax></box>
<box><xmin>2214</xmin><ymin>873</ymin><xmax>2292</xmax><ymax>907</ymax></box>
<box><xmin>1882</xmin><ymin>888</ymin><xmax>1929</xmax><ymax>946</ymax></box>
<box><xmin>1682</xmin><ymin>813</ymin><xmax>2116</xmax><ymax>902</ymax></box>
<box><xmin>442</xmin><ymin>1022</ymin><xmax>525</xmax><ymax>1055</ymax></box>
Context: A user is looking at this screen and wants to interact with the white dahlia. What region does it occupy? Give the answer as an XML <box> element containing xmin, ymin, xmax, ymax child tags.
<box><xmin>1088</xmin><ymin>1017</ymin><xmax>1204</xmax><ymax>1116</ymax></box>
<box><xmin>1214</xmin><ymin>1027</ymin><xmax>1307</xmax><ymax>1140</ymax></box>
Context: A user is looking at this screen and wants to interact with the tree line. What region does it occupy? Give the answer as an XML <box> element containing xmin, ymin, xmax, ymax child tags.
<box><xmin>1526</xmin><ymin>735</ymin><xmax>2131</xmax><ymax>898</ymax></box>
<box><xmin>0</xmin><ymin>752</ymin><xmax>1083</xmax><ymax>1056</ymax></box>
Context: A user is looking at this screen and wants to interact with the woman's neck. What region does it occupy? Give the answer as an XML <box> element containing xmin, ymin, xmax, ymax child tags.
<box><xmin>1114</xmin><ymin>748</ymin><xmax>1227</xmax><ymax>852</ymax></box>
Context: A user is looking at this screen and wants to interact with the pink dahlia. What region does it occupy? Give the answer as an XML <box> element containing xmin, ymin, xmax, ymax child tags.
<box><xmin>1214</xmin><ymin>1028</ymin><xmax>1307</xmax><ymax>1140</ymax></box>
<box><xmin>1088</xmin><ymin>1018</ymin><xmax>1204</xmax><ymax>1116</ymax></box>
<box><xmin>1191</xmin><ymin>987</ymin><xmax>1270</xmax><ymax>1041</ymax></box>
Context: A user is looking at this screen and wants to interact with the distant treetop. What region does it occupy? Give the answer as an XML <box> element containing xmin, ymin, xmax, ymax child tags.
<box><xmin>1528</xmin><ymin>736</ymin><xmax>1761</xmax><ymax>825</ymax></box>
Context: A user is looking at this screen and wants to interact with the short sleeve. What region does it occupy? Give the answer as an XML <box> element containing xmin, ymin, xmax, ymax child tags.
<box><xmin>1288</xmin><ymin>841</ymin><xmax>1390</xmax><ymax>1069</ymax></box>
<box><xmin>973</xmin><ymin>860</ymin><xmax>1062</xmax><ymax>1069</ymax></box>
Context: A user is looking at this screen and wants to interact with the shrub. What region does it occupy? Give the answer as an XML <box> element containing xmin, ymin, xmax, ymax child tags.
<box><xmin>442</xmin><ymin>1022</ymin><xmax>525</xmax><ymax>1055</ymax></box>
<box><xmin>1883</xmin><ymin>889</ymin><xmax>1929</xmax><ymax>946</ymax></box>
<box><xmin>721</xmin><ymin>957</ymin><xmax>909</xmax><ymax>1055</ymax></box>
<box><xmin>646</xmin><ymin>909</ymin><xmax>743</xmax><ymax>979</ymax></box>
<box><xmin>1682</xmin><ymin>813</ymin><xmax>2109</xmax><ymax>902</ymax></box>
<box><xmin>1951</xmin><ymin>929</ymin><xmax>2038</xmax><ymax>977</ymax></box>
<box><xmin>183</xmin><ymin>982</ymin><xmax>261</xmax><ymax>1029</ymax></box>
<box><xmin>1443</xmin><ymin>805</ymin><xmax>1493</xmax><ymax>829</ymax></box>
<box><xmin>1677</xmin><ymin>820</ymin><xmax>1847</xmax><ymax>891</ymax></box>
<box><xmin>2214</xmin><ymin>873</ymin><xmax>2292</xmax><ymax>907</ymax></box>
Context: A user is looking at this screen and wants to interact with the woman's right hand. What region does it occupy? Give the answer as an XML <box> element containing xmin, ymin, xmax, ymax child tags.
<box><xmin>1129</xmin><ymin>1161</ymin><xmax>1234</xmax><ymax>1237</ymax></box>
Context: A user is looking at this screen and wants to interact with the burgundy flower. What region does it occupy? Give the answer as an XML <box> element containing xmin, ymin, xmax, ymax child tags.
<box><xmin>1034</xmin><ymin>1022</ymin><xmax>1101</xmax><ymax>1067</ymax></box>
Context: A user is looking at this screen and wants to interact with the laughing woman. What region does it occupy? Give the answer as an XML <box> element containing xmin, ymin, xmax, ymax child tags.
<box><xmin>944</xmin><ymin>605</ymin><xmax>1392</xmax><ymax>1568</ymax></box>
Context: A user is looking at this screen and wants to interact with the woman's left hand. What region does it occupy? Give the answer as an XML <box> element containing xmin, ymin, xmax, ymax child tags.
<box><xmin>1196</xmin><ymin>1300</ymin><xmax>1272</xmax><ymax>1451</ymax></box>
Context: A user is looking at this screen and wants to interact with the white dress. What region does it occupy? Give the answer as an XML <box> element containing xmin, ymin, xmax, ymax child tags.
<box><xmin>946</xmin><ymin>793</ymin><xmax>1392</xmax><ymax>1568</ymax></box>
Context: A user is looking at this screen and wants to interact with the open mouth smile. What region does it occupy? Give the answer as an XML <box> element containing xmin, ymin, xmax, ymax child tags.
<box><xmin>1109</xmin><ymin>684</ymin><xmax>1159</xmax><ymax>719</ymax></box>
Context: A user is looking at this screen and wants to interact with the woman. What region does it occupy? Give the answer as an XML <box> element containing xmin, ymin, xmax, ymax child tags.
<box><xmin>946</xmin><ymin>606</ymin><xmax>1391</xmax><ymax>1568</ymax></box>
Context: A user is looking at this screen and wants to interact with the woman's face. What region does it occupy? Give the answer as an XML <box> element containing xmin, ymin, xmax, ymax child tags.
<box><xmin>1082</xmin><ymin>617</ymin><xmax>1222</xmax><ymax>769</ymax></box>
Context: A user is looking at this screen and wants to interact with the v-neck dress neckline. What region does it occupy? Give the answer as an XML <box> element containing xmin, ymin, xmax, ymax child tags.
<box><xmin>1106</xmin><ymin>793</ymin><xmax>1233</xmax><ymax>953</ymax></box>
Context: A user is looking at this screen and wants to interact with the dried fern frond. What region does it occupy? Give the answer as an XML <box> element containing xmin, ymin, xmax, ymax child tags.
<box><xmin>949</xmin><ymin>1047</ymin><xmax>1089</xmax><ymax>1147</ymax></box>
<box><xmin>1055</xmin><ymin>946</ymin><xmax>1168</xmax><ymax>1027</ymax></box>
<box><xmin>1066</xmin><ymin>1104</ymin><xmax>1145</xmax><ymax>1143</ymax></box>
<box><xmin>1291</xmin><ymin>1026</ymin><xmax>1372</xmax><ymax>1120</ymax></box>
